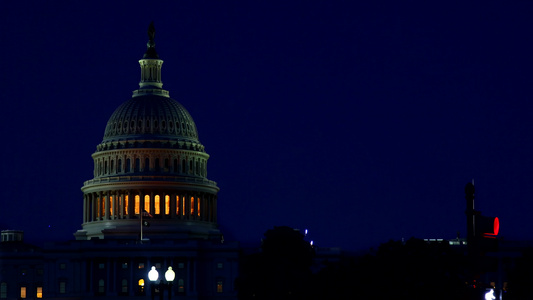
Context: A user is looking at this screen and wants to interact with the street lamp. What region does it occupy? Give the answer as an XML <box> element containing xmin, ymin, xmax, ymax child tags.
<box><xmin>148</xmin><ymin>266</ymin><xmax>175</xmax><ymax>300</ymax></box>
<box><xmin>165</xmin><ymin>267</ymin><xmax>175</xmax><ymax>300</ymax></box>
<box><xmin>148</xmin><ymin>266</ymin><xmax>159</xmax><ymax>300</ymax></box>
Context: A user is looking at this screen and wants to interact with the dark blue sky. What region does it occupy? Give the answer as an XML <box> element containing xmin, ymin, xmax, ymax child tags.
<box><xmin>1</xmin><ymin>1</ymin><xmax>532</xmax><ymax>251</ymax></box>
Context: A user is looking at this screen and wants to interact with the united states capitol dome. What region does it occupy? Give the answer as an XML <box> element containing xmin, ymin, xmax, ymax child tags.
<box><xmin>101</xmin><ymin>95</ymin><xmax>200</xmax><ymax>144</ymax></box>
<box><xmin>76</xmin><ymin>23</ymin><xmax>219</xmax><ymax>241</ymax></box>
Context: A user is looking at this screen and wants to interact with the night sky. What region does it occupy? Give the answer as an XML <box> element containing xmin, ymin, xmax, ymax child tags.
<box><xmin>1</xmin><ymin>1</ymin><xmax>532</xmax><ymax>252</ymax></box>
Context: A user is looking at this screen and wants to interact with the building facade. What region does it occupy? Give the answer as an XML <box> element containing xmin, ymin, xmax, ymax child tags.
<box><xmin>0</xmin><ymin>24</ymin><xmax>239</xmax><ymax>300</ymax></box>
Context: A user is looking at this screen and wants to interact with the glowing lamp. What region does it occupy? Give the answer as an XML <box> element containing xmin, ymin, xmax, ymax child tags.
<box><xmin>148</xmin><ymin>266</ymin><xmax>159</xmax><ymax>282</ymax></box>
<box><xmin>165</xmin><ymin>267</ymin><xmax>175</xmax><ymax>282</ymax></box>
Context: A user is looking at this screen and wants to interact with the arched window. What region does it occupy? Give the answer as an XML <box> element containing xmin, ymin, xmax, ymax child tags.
<box><xmin>144</xmin><ymin>195</ymin><xmax>150</xmax><ymax>213</ymax></box>
<box><xmin>165</xmin><ymin>195</ymin><xmax>170</xmax><ymax>215</ymax></box>
<box><xmin>118</xmin><ymin>159</ymin><xmax>122</xmax><ymax>173</ymax></box>
<box><xmin>176</xmin><ymin>196</ymin><xmax>181</xmax><ymax>216</ymax></box>
<box><xmin>126</xmin><ymin>158</ymin><xmax>131</xmax><ymax>172</ymax></box>
<box><xmin>182</xmin><ymin>159</ymin><xmax>186</xmax><ymax>173</ymax></box>
<box><xmin>110</xmin><ymin>160</ymin><xmax>114</xmax><ymax>174</ymax></box>
<box><xmin>190</xmin><ymin>197</ymin><xmax>195</xmax><ymax>216</ymax></box>
<box><xmin>155</xmin><ymin>158</ymin><xmax>160</xmax><ymax>172</ymax></box>
<box><xmin>135</xmin><ymin>195</ymin><xmax>140</xmax><ymax>215</ymax></box>
<box><xmin>154</xmin><ymin>195</ymin><xmax>160</xmax><ymax>215</ymax></box>
<box><xmin>173</xmin><ymin>159</ymin><xmax>178</xmax><ymax>173</ymax></box>
<box><xmin>144</xmin><ymin>158</ymin><xmax>150</xmax><ymax>172</ymax></box>
<box><xmin>124</xmin><ymin>195</ymin><xmax>129</xmax><ymax>216</ymax></box>
<box><xmin>135</xmin><ymin>158</ymin><xmax>140</xmax><ymax>172</ymax></box>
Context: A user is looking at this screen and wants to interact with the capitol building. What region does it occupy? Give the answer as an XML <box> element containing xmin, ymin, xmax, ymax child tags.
<box><xmin>0</xmin><ymin>24</ymin><xmax>239</xmax><ymax>300</ymax></box>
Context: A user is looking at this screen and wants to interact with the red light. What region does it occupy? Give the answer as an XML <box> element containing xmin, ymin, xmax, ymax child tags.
<box><xmin>493</xmin><ymin>217</ymin><xmax>499</xmax><ymax>235</ymax></box>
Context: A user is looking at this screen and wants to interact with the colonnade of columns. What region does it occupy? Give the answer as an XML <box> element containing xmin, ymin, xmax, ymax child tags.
<box><xmin>82</xmin><ymin>190</ymin><xmax>217</xmax><ymax>224</ymax></box>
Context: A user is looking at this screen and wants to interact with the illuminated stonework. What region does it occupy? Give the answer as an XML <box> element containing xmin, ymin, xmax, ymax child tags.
<box><xmin>75</xmin><ymin>24</ymin><xmax>220</xmax><ymax>240</ymax></box>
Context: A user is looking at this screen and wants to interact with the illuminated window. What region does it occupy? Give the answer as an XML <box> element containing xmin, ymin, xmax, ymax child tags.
<box><xmin>178</xmin><ymin>279</ymin><xmax>184</xmax><ymax>293</ymax></box>
<box><xmin>135</xmin><ymin>196</ymin><xmax>140</xmax><ymax>215</ymax></box>
<box><xmin>197</xmin><ymin>198</ymin><xmax>201</xmax><ymax>217</ymax></box>
<box><xmin>154</xmin><ymin>195</ymin><xmax>160</xmax><ymax>214</ymax></box>
<box><xmin>144</xmin><ymin>195</ymin><xmax>150</xmax><ymax>213</ymax></box>
<box><xmin>109</xmin><ymin>196</ymin><xmax>113</xmax><ymax>215</ymax></box>
<box><xmin>216</xmin><ymin>281</ymin><xmax>223</xmax><ymax>293</ymax></box>
<box><xmin>1</xmin><ymin>282</ymin><xmax>7</xmax><ymax>299</ymax></box>
<box><xmin>138</xmin><ymin>279</ymin><xmax>145</xmax><ymax>294</ymax></box>
<box><xmin>121</xmin><ymin>279</ymin><xmax>128</xmax><ymax>293</ymax></box>
<box><xmin>190</xmin><ymin>197</ymin><xmax>194</xmax><ymax>215</ymax></box>
<box><xmin>98</xmin><ymin>279</ymin><xmax>105</xmax><ymax>294</ymax></box>
<box><xmin>20</xmin><ymin>287</ymin><xmax>26</xmax><ymax>299</ymax></box>
<box><xmin>59</xmin><ymin>282</ymin><xmax>66</xmax><ymax>294</ymax></box>
<box><xmin>138</xmin><ymin>263</ymin><xmax>144</xmax><ymax>269</ymax></box>
<box><xmin>124</xmin><ymin>195</ymin><xmax>129</xmax><ymax>215</ymax></box>
<box><xmin>101</xmin><ymin>197</ymin><xmax>105</xmax><ymax>218</ymax></box>
<box><xmin>36</xmin><ymin>287</ymin><xmax>42</xmax><ymax>298</ymax></box>
<box><xmin>165</xmin><ymin>195</ymin><xmax>170</xmax><ymax>215</ymax></box>
<box><xmin>176</xmin><ymin>195</ymin><xmax>180</xmax><ymax>215</ymax></box>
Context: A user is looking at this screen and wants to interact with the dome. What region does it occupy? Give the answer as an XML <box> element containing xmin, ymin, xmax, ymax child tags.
<box><xmin>101</xmin><ymin>94</ymin><xmax>199</xmax><ymax>144</ymax></box>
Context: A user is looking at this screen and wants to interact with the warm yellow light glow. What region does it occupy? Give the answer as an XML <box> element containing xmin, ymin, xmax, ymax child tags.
<box><xmin>36</xmin><ymin>287</ymin><xmax>42</xmax><ymax>298</ymax></box>
<box><xmin>125</xmin><ymin>195</ymin><xmax>129</xmax><ymax>215</ymax></box>
<box><xmin>138</xmin><ymin>279</ymin><xmax>144</xmax><ymax>287</ymax></box>
<box><xmin>20</xmin><ymin>287</ymin><xmax>26</xmax><ymax>299</ymax></box>
<box><xmin>190</xmin><ymin>197</ymin><xmax>194</xmax><ymax>215</ymax></box>
<box><xmin>217</xmin><ymin>281</ymin><xmax>223</xmax><ymax>293</ymax></box>
<box><xmin>155</xmin><ymin>195</ymin><xmax>160</xmax><ymax>214</ymax></box>
<box><xmin>135</xmin><ymin>195</ymin><xmax>140</xmax><ymax>215</ymax></box>
<box><xmin>144</xmin><ymin>195</ymin><xmax>150</xmax><ymax>213</ymax></box>
<box><xmin>176</xmin><ymin>195</ymin><xmax>180</xmax><ymax>215</ymax></box>
<box><xmin>165</xmin><ymin>195</ymin><xmax>170</xmax><ymax>215</ymax></box>
<box><xmin>197</xmin><ymin>198</ymin><xmax>201</xmax><ymax>216</ymax></box>
<box><xmin>109</xmin><ymin>196</ymin><xmax>113</xmax><ymax>215</ymax></box>
<box><xmin>101</xmin><ymin>197</ymin><xmax>105</xmax><ymax>218</ymax></box>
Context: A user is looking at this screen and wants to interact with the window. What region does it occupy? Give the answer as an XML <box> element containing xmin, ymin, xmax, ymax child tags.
<box><xmin>124</xmin><ymin>195</ymin><xmax>129</xmax><ymax>215</ymax></box>
<box><xmin>165</xmin><ymin>195</ymin><xmax>170</xmax><ymax>215</ymax></box>
<box><xmin>59</xmin><ymin>282</ymin><xmax>66</xmax><ymax>294</ymax></box>
<box><xmin>98</xmin><ymin>279</ymin><xmax>105</xmax><ymax>294</ymax></box>
<box><xmin>121</xmin><ymin>279</ymin><xmax>128</xmax><ymax>293</ymax></box>
<box><xmin>138</xmin><ymin>263</ymin><xmax>145</xmax><ymax>269</ymax></box>
<box><xmin>177</xmin><ymin>263</ymin><xmax>184</xmax><ymax>269</ymax></box>
<box><xmin>122</xmin><ymin>262</ymin><xmax>128</xmax><ymax>269</ymax></box>
<box><xmin>99</xmin><ymin>263</ymin><xmax>105</xmax><ymax>269</ymax></box>
<box><xmin>1</xmin><ymin>282</ymin><xmax>7</xmax><ymax>299</ymax></box>
<box><xmin>36</xmin><ymin>287</ymin><xmax>42</xmax><ymax>298</ymax></box>
<box><xmin>216</xmin><ymin>280</ymin><xmax>223</xmax><ymax>293</ymax></box>
<box><xmin>144</xmin><ymin>195</ymin><xmax>150</xmax><ymax>213</ymax></box>
<box><xmin>109</xmin><ymin>196</ymin><xmax>113</xmax><ymax>215</ymax></box>
<box><xmin>178</xmin><ymin>279</ymin><xmax>184</xmax><ymax>293</ymax></box>
<box><xmin>217</xmin><ymin>263</ymin><xmax>223</xmax><ymax>269</ymax></box>
<box><xmin>154</xmin><ymin>195</ymin><xmax>160</xmax><ymax>215</ymax></box>
<box><xmin>20</xmin><ymin>287</ymin><xmax>26</xmax><ymax>299</ymax></box>
<box><xmin>135</xmin><ymin>195</ymin><xmax>140</xmax><ymax>215</ymax></box>
<box><xmin>190</xmin><ymin>197</ymin><xmax>194</xmax><ymax>215</ymax></box>
<box><xmin>137</xmin><ymin>279</ymin><xmax>145</xmax><ymax>294</ymax></box>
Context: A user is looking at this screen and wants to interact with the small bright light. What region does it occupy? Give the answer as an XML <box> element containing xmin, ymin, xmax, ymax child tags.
<box><xmin>485</xmin><ymin>289</ymin><xmax>495</xmax><ymax>300</ymax></box>
<box><xmin>304</xmin><ymin>229</ymin><xmax>308</xmax><ymax>236</ymax></box>
<box><xmin>165</xmin><ymin>266</ymin><xmax>175</xmax><ymax>282</ymax></box>
<box><xmin>148</xmin><ymin>266</ymin><xmax>159</xmax><ymax>282</ymax></box>
<box><xmin>310</xmin><ymin>240</ymin><xmax>313</xmax><ymax>246</ymax></box>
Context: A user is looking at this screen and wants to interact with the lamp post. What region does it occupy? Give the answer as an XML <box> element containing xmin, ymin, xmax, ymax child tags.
<box><xmin>165</xmin><ymin>267</ymin><xmax>175</xmax><ymax>300</ymax></box>
<box><xmin>148</xmin><ymin>266</ymin><xmax>175</xmax><ymax>300</ymax></box>
<box><xmin>148</xmin><ymin>266</ymin><xmax>159</xmax><ymax>300</ymax></box>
